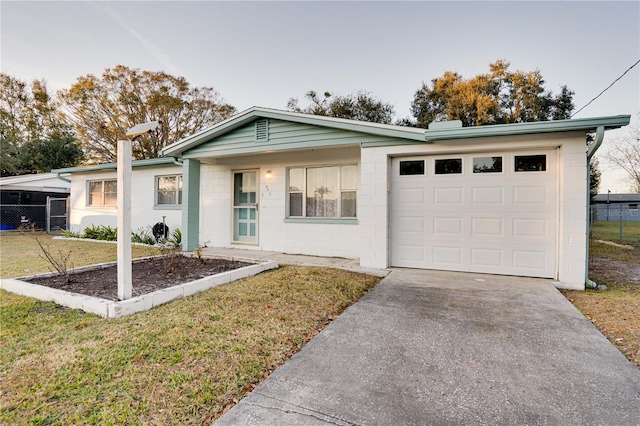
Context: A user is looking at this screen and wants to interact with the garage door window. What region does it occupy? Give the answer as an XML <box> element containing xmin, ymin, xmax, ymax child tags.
<box><xmin>435</xmin><ymin>158</ymin><xmax>462</xmax><ymax>174</ymax></box>
<box><xmin>515</xmin><ymin>155</ymin><xmax>546</xmax><ymax>172</ymax></box>
<box><xmin>473</xmin><ymin>157</ymin><xmax>503</xmax><ymax>173</ymax></box>
<box><xmin>288</xmin><ymin>165</ymin><xmax>357</xmax><ymax>218</ymax></box>
<box><xmin>399</xmin><ymin>160</ymin><xmax>425</xmax><ymax>175</ymax></box>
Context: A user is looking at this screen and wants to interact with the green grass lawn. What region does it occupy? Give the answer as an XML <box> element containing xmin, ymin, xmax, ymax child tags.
<box><xmin>0</xmin><ymin>232</ymin><xmax>382</xmax><ymax>424</ymax></box>
<box><xmin>590</xmin><ymin>220</ymin><xmax>640</xmax><ymax>247</ymax></box>
<box><xmin>563</xmin><ymin>221</ymin><xmax>640</xmax><ymax>369</ymax></box>
<box><xmin>0</xmin><ymin>232</ymin><xmax>161</xmax><ymax>278</ymax></box>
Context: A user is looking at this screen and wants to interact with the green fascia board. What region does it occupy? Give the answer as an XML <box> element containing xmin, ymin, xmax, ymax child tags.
<box><xmin>52</xmin><ymin>157</ymin><xmax>178</xmax><ymax>174</ymax></box>
<box><xmin>360</xmin><ymin>140</ymin><xmax>426</xmax><ymax>148</ymax></box>
<box><xmin>424</xmin><ymin>115</ymin><xmax>630</xmax><ymax>142</ymax></box>
<box><xmin>183</xmin><ymin>140</ymin><xmax>362</xmax><ymax>159</ymax></box>
<box><xmin>161</xmin><ymin>107</ymin><xmax>426</xmax><ymax>157</ymax></box>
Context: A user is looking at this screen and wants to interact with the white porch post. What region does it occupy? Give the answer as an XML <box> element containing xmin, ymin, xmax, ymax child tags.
<box><xmin>117</xmin><ymin>138</ymin><xmax>132</xmax><ymax>300</ymax></box>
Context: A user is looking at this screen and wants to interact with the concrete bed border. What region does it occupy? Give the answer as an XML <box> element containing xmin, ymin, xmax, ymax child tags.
<box><xmin>0</xmin><ymin>256</ymin><xmax>278</xmax><ymax>318</ymax></box>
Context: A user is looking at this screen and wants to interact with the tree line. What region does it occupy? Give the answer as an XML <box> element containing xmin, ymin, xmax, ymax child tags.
<box><xmin>3</xmin><ymin>60</ymin><xmax>633</xmax><ymax>193</ymax></box>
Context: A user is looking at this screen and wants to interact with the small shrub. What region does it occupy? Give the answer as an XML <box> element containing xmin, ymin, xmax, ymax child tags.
<box><xmin>170</xmin><ymin>228</ymin><xmax>182</xmax><ymax>246</ymax></box>
<box><xmin>82</xmin><ymin>224</ymin><xmax>117</xmax><ymax>241</ymax></box>
<box><xmin>29</xmin><ymin>226</ymin><xmax>74</xmax><ymax>283</ymax></box>
<box><xmin>131</xmin><ymin>227</ymin><xmax>155</xmax><ymax>245</ymax></box>
<box><xmin>62</xmin><ymin>229</ymin><xmax>82</xmax><ymax>238</ymax></box>
<box><xmin>162</xmin><ymin>247</ymin><xmax>186</xmax><ymax>274</ymax></box>
<box><xmin>194</xmin><ymin>246</ymin><xmax>204</xmax><ymax>263</ymax></box>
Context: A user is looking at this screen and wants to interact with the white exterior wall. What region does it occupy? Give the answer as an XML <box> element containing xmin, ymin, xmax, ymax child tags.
<box><xmin>557</xmin><ymin>138</ymin><xmax>589</xmax><ymax>288</ymax></box>
<box><xmin>198</xmin><ymin>147</ymin><xmax>361</xmax><ymax>258</ymax></box>
<box><xmin>359</xmin><ymin>132</ymin><xmax>589</xmax><ymax>288</ymax></box>
<box><xmin>68</xmin><ymin>165</ymin><xmax>183</xmax><ymax>235</ymax></box>
<box><xmin>0</xmin><ymin>173</ymin><xmax>70</xmax><ymax>192</ymax></box>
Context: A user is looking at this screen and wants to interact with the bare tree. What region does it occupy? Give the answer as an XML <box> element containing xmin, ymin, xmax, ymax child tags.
<box><xmin>602</xmin><ymin>116</ymin><xmax>640</xmax><ymax>193</ymax></box>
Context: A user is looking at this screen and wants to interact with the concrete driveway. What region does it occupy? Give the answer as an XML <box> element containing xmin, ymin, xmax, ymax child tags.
<box><xmin>217</xmin><ymin>268</ymin><xmax>640</xmax><ymax>425</ymax></box>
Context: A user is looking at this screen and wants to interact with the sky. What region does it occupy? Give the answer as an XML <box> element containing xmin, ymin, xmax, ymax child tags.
<box><xmin>2</xmin><ymin>1</ymin><xmax>639</xmax><ymax>192</ymax></box>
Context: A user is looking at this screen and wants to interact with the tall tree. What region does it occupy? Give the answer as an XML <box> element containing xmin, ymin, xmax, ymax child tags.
<box><xmin>17</xmin><ymin>136</ymin><xmax>84</xmax><ymax>174</ymax></box>
<box><xmin>410</xmin><ymin>60</ymin><xmax>574</xmax><ymax>128</ymax></box>
<box><xmin>58</xmin><ymin>65</ymin><xmax>236</xmax><ymax>163</ymax></box>
<box><xmin>602</xmin><ymin>116</ymin><xmax>640</xmax><ymax>193</ymax></box>
<box><xmin>1</xmin><ymin>74</ymin><xmax>78</xmax><ymax>176</ymax></box>
<box><xmin>287</xmin><ymin>90</ymin><xmax>395</xmax><ymax>124</ymax></box>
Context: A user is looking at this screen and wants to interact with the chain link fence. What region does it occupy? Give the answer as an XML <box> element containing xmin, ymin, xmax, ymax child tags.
<box><xmin>0</xmin><ymin>205</ymin><xmax>47</xmax><ymax>230</ymax></box>
<box><xmin>590</xmin><ymin>205</ymin><xmax>640</xmax><ymax>246</ymax></box>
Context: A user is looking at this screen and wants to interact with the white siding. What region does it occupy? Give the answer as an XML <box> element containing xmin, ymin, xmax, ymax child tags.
<box><xmin>68</xmin><ymin>165</ymin><xmax>183</xmax><ymax>235</ymax></box>
<box><xmin>198</xmin><ymin>147</ymin><xmax>361</xmax><ymax>258</ymax></box>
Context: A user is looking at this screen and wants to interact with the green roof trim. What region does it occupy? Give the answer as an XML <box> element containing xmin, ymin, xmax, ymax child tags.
<box><xmin>52</xmin><ymin>157</ymin><xmax>178</xmax><ymax>174</ymax></box>
<box><xmin>424</xmin><ymin>115</ymin><xmax>630</xmax><ymax>142</ymax></box>
<box><xmin>162</xmin><ymin>108</ymin><xmax>630</xmax><ymax>156</ymax></box>
<box><xmin>161</xmin><ymin>107</ymin><xmax>426</xmax><ymax>157</ymax></box>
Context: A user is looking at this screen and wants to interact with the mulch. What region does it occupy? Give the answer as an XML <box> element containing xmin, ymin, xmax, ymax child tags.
<box><xmin>26</xmin><ymin>255</ymin><xmax>251</xmax><ymax>301</ymax></box>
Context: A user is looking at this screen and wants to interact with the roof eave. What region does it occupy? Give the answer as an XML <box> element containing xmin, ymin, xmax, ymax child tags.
<box><xmin>424</xmin><ymin>115</ymin><xmax>631</xmax><ymax>142</ymax></box>
<box><xmin>161</xmin><ymin>107</ymin><xmax>426</xmax><ymax>157</ymax></box>
<box><xmin>52</xmin><ymin>157</ymin><xmax>177</xmax><ymax>174</ymax></box>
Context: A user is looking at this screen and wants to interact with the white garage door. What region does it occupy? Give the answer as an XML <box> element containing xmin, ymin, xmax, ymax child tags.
<box><xmin>390</xmin><ymin>150</ymin><xmax>557</xmax><ymax>278</ymax></box>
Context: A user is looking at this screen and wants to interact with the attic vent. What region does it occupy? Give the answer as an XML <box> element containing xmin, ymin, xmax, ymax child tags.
<box><xmin>255</xmin><ymin>119</ymin><xmax>269</xmax><ymax>142</ymax></box>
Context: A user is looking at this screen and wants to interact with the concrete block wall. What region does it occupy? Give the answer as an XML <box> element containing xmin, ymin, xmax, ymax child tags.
<box><xmin>359</xmin><ymin>148</ymin><xmax>390</xmax><ymax>269</ymax></box>
<box><xmin>198</xmin><ymin>147</ymin><xmax>362</xmax><ymax>258</ymax></box>
<box><xmin>557</xmin><ymin>137</ymin><xmax>589</xmax><ymax>287</ymax></box>
<box><xmin>68</xmin><ymin>165</ymin><xmax>183</xmax><ymax>235</ymax></box>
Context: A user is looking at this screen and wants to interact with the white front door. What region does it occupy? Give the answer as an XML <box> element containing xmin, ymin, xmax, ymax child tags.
<box><xmin>390</xmin><ymin>150</ymin><xmax>557</xmax><ymax>278</ymax></box>
<box><xmin>233</xmin><ymin>170</ymin><xmax>258</xmax><ymax>244</ymax></box>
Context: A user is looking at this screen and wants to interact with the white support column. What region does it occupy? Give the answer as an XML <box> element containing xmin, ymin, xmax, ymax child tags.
<box><xmin>117</xmin><ymin>139</ymin><xmax>132</xmax><ymax>300</ymax></box>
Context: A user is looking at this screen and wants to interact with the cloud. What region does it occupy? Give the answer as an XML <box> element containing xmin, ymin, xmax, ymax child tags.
<box><xmin>93</xmin><ymin>3</ymin><xmax>183</xmax><ymax>76</ymax></box>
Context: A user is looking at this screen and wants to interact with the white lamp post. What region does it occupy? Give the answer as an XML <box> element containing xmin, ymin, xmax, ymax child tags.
<box><xmin>117</xmin><ymin>121</ymin><xmax>161</xmax><ymax>300</ymax></box>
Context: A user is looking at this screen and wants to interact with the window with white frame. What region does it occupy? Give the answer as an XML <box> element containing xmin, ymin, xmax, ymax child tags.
<box><xmin>88</xmin><ymin>180</ymin><xmax>117</xmax><ymax>206</ymax></box>
<box><xmin>156</xmin><ymin>175</ymin><xmax>183</xmax><ymax>205</ymax></box>
<box><xmin>288</xmin><ymin>165</ymin><xmax>357</xmax><ymax>218</ymax></box>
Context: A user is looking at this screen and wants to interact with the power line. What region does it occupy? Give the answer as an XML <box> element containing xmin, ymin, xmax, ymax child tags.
<box><xmin>571</xmin><ymin>59</ymin><xmax>640</xmax><ymax>118</ymax></box>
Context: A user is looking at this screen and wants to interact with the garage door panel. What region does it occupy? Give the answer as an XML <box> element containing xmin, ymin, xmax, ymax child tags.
<box><xmin>471</xmin><ymin>186</ymin><xmax>504</xmax><ymax>205</ymax></box>
<box><xmin>433</xmin><ymin>187</ymin><xmax>464</xmax><ymax>205</ymax></box>
<box><xmin>470</xmin><ymin>248</ymin><xmax>504</xmax><ymax>268</ymax></box>
<box><xmin>513</xmin><ymin>186</ymin><xmax>552</xmax><ymax>206</ymax></box>
<box><xmin>397</xmin><ymin>187</ymin><xmax>427</xmax><ymax>205</ymax></box>
<box><xmin>395</xmin><ymin>244</ymin><xmax>426</xmax><ymax>263</ymax></box>
<box><xmin>512</xmin><ymin>218</ymin><xmax>549</xmax><ymax>238</ymax></box>
<box><xmin>433</xmin><ymin>217</ymin><xmax>463</xmax><ymax>235</ymax></box>
<box><xmin>432</xmin><ymin>246</ymin><xmax>464</xmax><ymax>266</ymax></box>
<box><xmin>391</xmin><ymin>151</ymin><xmax>557</xmax><ymax>279</ymax></box>
<box><xmin>395</xmin><ymin>215</ymin><xmax>427</xmax><ymax>234</ymax></box>
<box><xmin>512</xmin><ymin>247</ymin><xmax>554</xmax><ymax>273</ymax></box>
<box><xmin>471</xmin><ymin>217</ymin><xmax>504</xmax><ymax>237</ymax></box>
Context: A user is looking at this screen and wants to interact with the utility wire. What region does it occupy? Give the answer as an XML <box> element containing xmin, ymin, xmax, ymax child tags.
<box><xmin>571</xmin><ymin>59</ymin><xmax>640</xmax><ymax>118</ymax></box>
